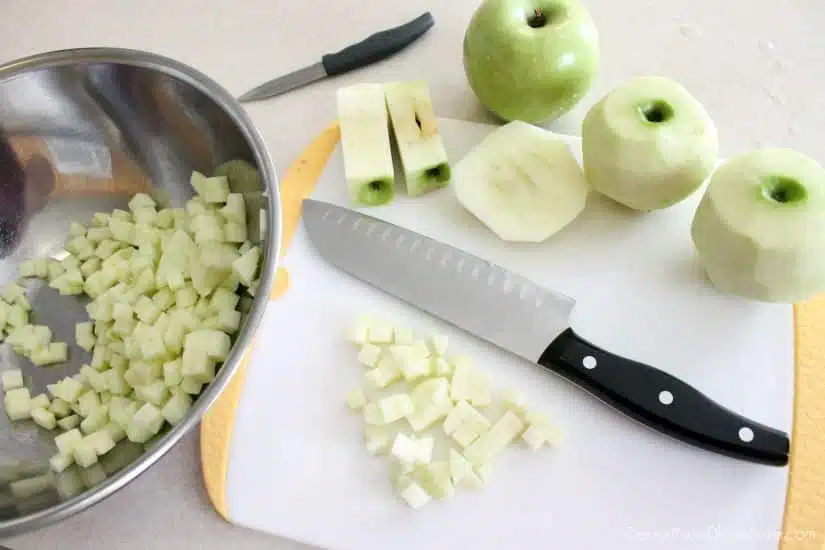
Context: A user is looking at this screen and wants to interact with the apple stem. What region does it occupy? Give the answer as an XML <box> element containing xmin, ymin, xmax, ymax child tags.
<box><xmin>527</xmin><ymin>8</ymin><xmax>547</xmax><ymax>28</ymax></box>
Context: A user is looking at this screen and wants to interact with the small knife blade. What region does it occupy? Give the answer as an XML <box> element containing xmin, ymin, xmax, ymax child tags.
<box><xmin>301</xmin><ymin>198</ymin><xmax>790</xmax><ymax>467</ymax></box>
<box><xmin>238</xmin><ymin>12</ymin><xmax>435</xmax><ymax>103</ymax></box>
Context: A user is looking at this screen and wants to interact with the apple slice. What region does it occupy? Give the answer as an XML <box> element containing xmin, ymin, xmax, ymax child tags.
<box><xmin>336</xmin><ymin>83</ymin><xmax>395</xmax><ymax>207</ymax></box>
<box><xmin>384</xmin><ymin>81</ymin><xmax>451</xmax><ymax>197</ymax></box>
<box><xmin>691</xmin><ymin>148</ymin><xmax>825</xmax><ymax>303</ymax></box>
<box><xmin>452</xmin><ymin>120</ymin><xmax>589</xmax><ymax>242</ymax></box>
<box><xmin>581</xmin><ymin>76</ymin><xmax>718</xmax><ymax>211</ymax></box>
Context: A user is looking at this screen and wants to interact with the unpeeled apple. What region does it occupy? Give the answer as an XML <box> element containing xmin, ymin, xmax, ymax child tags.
<box><xmin>581</xmin><ymin>76</ymin><xmax>718</xmax><ymax>211</ymax></box>
<box><xmin>691</xmin><ymin>148</ymin><xmax>825</xmax><ymax>303</ymax></box>
<box><xmin>462</xmin><ymin>0</ymin><xmax>599</xmax><ymax>124</ymax></box>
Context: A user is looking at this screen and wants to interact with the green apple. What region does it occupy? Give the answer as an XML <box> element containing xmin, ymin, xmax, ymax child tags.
<box><xmin>462</xmin><ymin>0</ymin><xmax>600</xmax><ymax>124</ymax></box>
<box><xmin>581</xmin><ymin>76</ymin><xmax>718</xmax><ymax>211</ymax></box>
<box><xmin>691</xmin><ymin>148</ymin><xmax>825</xmax><ymax>303</ymax></box>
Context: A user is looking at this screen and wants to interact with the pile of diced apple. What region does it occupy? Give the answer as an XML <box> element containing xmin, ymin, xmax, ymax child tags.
<box><xmin>0</xmin><ymin>166</ymin><xmax>263</xmax><ymax>474</ymax></box>
<box><xmin>345</xmin><ymin>314</ymin><xmax>562</xmax><ymax>509</ymax></box>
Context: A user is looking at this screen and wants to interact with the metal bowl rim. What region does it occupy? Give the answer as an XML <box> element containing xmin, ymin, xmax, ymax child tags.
<box><xmin>0</xmin><ymin>46</ymin><xmax>282</xmax><ymax>536</ymax></box>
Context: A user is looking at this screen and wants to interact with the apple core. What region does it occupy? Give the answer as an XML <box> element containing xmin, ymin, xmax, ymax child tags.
<box><xmin>358</xmin><ymin>178</ymin><xmax>394</xmax><ymax>206</ymax></box>
<box><xmin>637</xmin><ymin>100</ymin><xmax>675</xmax><ymax>124</ymax></box>
<box><xmin>761</xmin><ymin>175</ymin><xmax>807</xmax><ymax>205</ymax></box>
<box><xmin>424</xmin><ymin>164</ymin><xmax>450</xmax><ymax>181</ymax></box>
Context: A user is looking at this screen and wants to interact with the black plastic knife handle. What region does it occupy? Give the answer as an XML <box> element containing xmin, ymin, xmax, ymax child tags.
<box><xmin>321</xmin><ymin>12</ymin><xmax>435</xmax><ymax>76</ymax></box>
<box><xmin>538</xmin><ymin>328</ymin><xmax>790</xmax><ymax>466</ymax></box>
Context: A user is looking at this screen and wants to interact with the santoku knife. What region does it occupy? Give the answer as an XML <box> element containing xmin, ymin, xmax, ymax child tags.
<box><xmin>238</xmin><ymin>12</ymin><xmax>435</xmax><ymax>103</ymax></box>
<box><xmin>301</xmin><ymin>198</ymin><xmax>790</xmax><ymax>467</ymax></box>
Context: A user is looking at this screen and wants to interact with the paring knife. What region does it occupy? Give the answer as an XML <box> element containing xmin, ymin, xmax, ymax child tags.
<box><xmin>238</xmin><ymin>12</ymin><xmax>435</xmax><ymax>103</ymax></box>
<box><xmin>301</xmin><ymin>199</ymin><xmax>791</xmax><ymax>467</ymax></box>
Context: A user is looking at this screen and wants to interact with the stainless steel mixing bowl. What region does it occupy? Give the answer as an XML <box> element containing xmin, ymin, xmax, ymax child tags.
<box><xmin>0</xmin><ymin>47</ymin><xmax>280</xmax><ymax>535</ymax></box>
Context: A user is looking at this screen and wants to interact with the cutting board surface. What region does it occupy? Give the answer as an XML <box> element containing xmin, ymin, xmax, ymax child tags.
<box><xmin>223</xmin><ymin>118</ymin><xmax>793</xmax><ymax>550</ymax></box>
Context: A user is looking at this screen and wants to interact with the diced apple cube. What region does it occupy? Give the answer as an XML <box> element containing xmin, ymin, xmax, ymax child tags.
<box><xmin>376</xmin><ymin>394</ymin><xmax>414</xmax><ymax>424</ymax></box>
<box><xmin>346</xmin><ymin>388</ymin><xmax>367</xmax><ymax>411</ymax></box>
<box><xmin>367</xmin><ymin>320</ymin><xmax>394</xmax><ymax>344</ymax></box>
<box><xmin>363</xmin><ymin>357</ymin><xmax>401</xmax><ymax>389</ymax></box>
<box><xmin>431</xmin><ymin>357</ymin><xmax>453</xmax><ymax>376</ymax></box>
<box><xmin>390</xmin><ymin>433</ymin><xmax>422</xmax><ymax>465</ymax></box>
<box><xmin>231</xmin><ymin>246</ymin><xmax>260</xmax><ymax>287</ymax></box>
<box><xmin>462</xmin><ymin>411</ymin><xmax>525</xmax><ymax>466</ymax></box>
<box><xmin>163</xmin><ymin>359</ymin><xmax>183</xmax><ymax>387</ymax></box>
<box><xmin>49</xmin><ymin>398</ymin><xmax>71</xmax><ymax>418</ymax></box>
<box><xmin>429</xmin><ymin>334</ymin><xmax>448</xmax><ymax>356</ymax></box>
<box><xmin>49</xmin><ymin>453</ymin><xmax>73</xmax><ymax>474</ymax></box>
<box><xmin>30</xmin><ymin>393</ymin><xmax>50</xmax><ymax>411</ymax></box>
<box><xmin>30</xmin><ymin>406</ymin><xmax>56</xmax><ymax>430</ymax></box>
<box><xmin>184</xmin><ymin>330</ymin><xmax>231</xmax><ymax>361</ymax></box>
<box><xmin>363</xmin><ymin>425</ymin><xmax>391</xmax><ymax>455</ymax></box>
<box><xmin>126</xmin><ymin>403</ymin><xmax>164</xmax><ymax>443</ymax></box>
<box><xmin>134</xmin><ymin>380</ymin><xmax>169</xmax><ymax>407</ymax></box>
<box><xmin>73</xmin><ymin>441</ymin><xmax>98</xmax><ymax>468</ymax></box>
<box><xmin>161</xmin><ymin>391</ymin><xmax>192</xmax><ymax>425</ymax></box>
<box><xmin>398</xmin><ymin>480</ymin><xmax>431</xmax><ymax>509</ymax></box>
<box><xmin>345</xmin><ymin>315</ymin><xmax>371</xmax><ymax>345</ymax></box>
<box><xmin>393</xmin><ymin>326</ymin><xmax>414</xmax><ymax>345</ymax></box>
<box><xmin>85</xmin><ymin>430</ymin><xmax>116</xmax><ymax>456</ymax></box>
<box><xmin>55</xmin><ymin>428</ymin><xmax>83</xmax><ymax>456</ymax></box>
<box><xmin>4</xmin><ymin>387</ymin><xmax>31</xmax><ymax>420</ymax></box>
<box><xmin>190</xmin><ymin>172</ymin><xmax>230</xmax><ymax>203</ymax></box>
<box><xmin>450</xmin><ymin>425</ymin><xmax>480</xmax><ymax>449</ymax></box>
<box><xmin>399</xmin><ymin>357</ymin><xmax>430</xmax><ymax>381</ymax></box>
<box><xmin>180</xmin><ymin>348</ymin><xmax>216</xmax><ymax>384</ymax></box>
<box><xmin>31</xmin><ymin>342</ymin><xmax>68</xmax><ymax>366</ymax></box>
<box><xmin>179</xmin><ymin>376</ymin><xmax>204</xmax><ymax>395</ymax></box>
<box><xmin>57</xmin><ymin>415</ymin><xmax>81</xmax><ymax>431</ymax></box>
<box><xmin>1</xmin><ymin>369</ymin><xmax>24</xmax><ymax>391</ymax></box>
<box><xmin>80</xmin><ymin>408</ymin><xmax>109</xmax><ymax>434</ymax></box>
<box><xmin>357</xmin><ymin>343</ymin><xmax>382</xmax><ymax>368</ymax></box>
<box><xmin>417</xmin><ymin>461</ymin><xmax>454</xmax><ymax>500</ymax></box>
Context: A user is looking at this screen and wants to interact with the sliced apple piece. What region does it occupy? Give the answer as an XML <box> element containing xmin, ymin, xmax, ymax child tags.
<box><xmin>452</xmin><ymin>120</ymin><xmax>589</xmax><ymax>242</ymax></box>
<box><xmin>691</xmin><ymin>148</ymin><xmax>825</xmax><ymax>303</ymax></box>
<box><xmin>384</xmin><ymin>80</ymin><xmax>451</xmax><ymax>196</ymax></box>
<box><xmin>581</xmin><ymin>76</ymin><xmax>718</xmax><ymax>211</ymax></box>
<box><xmin>337</xmin><ymin>83</ymin><xmax>395</xmax><ymax>207</ymax></box>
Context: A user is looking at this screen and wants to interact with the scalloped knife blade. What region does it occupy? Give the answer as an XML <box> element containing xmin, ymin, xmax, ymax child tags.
<box><xmin>301</xmin><ymin>198</ymin><xmax>790</xmax><ymax>466</ymax></box>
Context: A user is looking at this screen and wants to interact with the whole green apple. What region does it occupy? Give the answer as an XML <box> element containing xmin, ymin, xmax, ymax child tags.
<box><xmin>462</xmin><ymin>0</ymin><xmax>600</xmax><ymax>124</ymax></box>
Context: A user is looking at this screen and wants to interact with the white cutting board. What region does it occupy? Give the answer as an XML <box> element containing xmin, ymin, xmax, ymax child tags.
<box><xmin>223</xmin><ymin>118</ymin><xmax>794</xmax><ymax>550</ymax></box>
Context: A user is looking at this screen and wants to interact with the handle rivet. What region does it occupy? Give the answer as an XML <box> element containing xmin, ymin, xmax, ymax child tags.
<box><xmin>582</xmin><ymin>356</ymin><xmax>597</xmax><ymax>369</ymax></box>
<box><xmin>738</xmin><ymin>427</ymin><xmax>754</xmax><ymax>443</ymax></box>
<box><xmin>658</xmin><ymin>390</ymin><xmax>674</xmax><ymax>405</ymax></box>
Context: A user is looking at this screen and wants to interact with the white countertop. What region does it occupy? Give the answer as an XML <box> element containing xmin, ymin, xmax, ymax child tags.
<box><xmin>0</xmin><ymin>0</ymin><xmax>823</xmax><ymax>548</ymax></box>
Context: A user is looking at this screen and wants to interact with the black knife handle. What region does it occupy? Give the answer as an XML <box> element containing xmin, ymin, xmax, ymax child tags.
<box><xmin>321</xmin><ymin>12</ymin><xmax>435</xmax><ymax>76</ymax></box>
<box><xmin>538</xmin><ymin>328</ymin><xmax>790</xmax><ymax>466</ymax></box>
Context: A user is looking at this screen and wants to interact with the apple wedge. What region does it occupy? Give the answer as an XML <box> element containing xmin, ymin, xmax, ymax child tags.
<box><xmin>337</xmin><ymin>83</ymin><xmax>395</xmax><ymax>207</ymax></box>
<box><xmin>452</xmin><ymin>121</ymin><xmax>589</xmax><ymax>242</ymax></box>
<box><xmin>384</xmin><ymin>81</ymin><xmax>451</xmax><ymax>196</ymax></box>
<box><xmin>691</xmin><ymin>148</ymin><xmax>825</xmax><ymax>303</ymax></box>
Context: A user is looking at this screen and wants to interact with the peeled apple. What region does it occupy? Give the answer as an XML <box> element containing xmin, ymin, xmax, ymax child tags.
<box><xmin>581</xmin><ymin>76</ymin><xmax>718</xmax><ymax>211</ymax></box>
<box><xmin>452</xmin><ymin>121</ymin><xmax>589</xmax><ymax>242</ymax></box>
<box><xmin>691</xmin><ymin>148</ymin><xmax>825</xmax><ymax>303</ymax></box>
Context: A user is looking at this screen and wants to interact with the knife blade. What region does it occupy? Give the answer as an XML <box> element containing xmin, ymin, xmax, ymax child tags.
<box><xmin>300</xmin><ymin>198</ymin><xmax>790</xmax><ymax>467</ymax></box>
<box><xmin>238</xmin><ymin>12</ymin><xmax>435</xmax><ymax>103</ymax></box>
